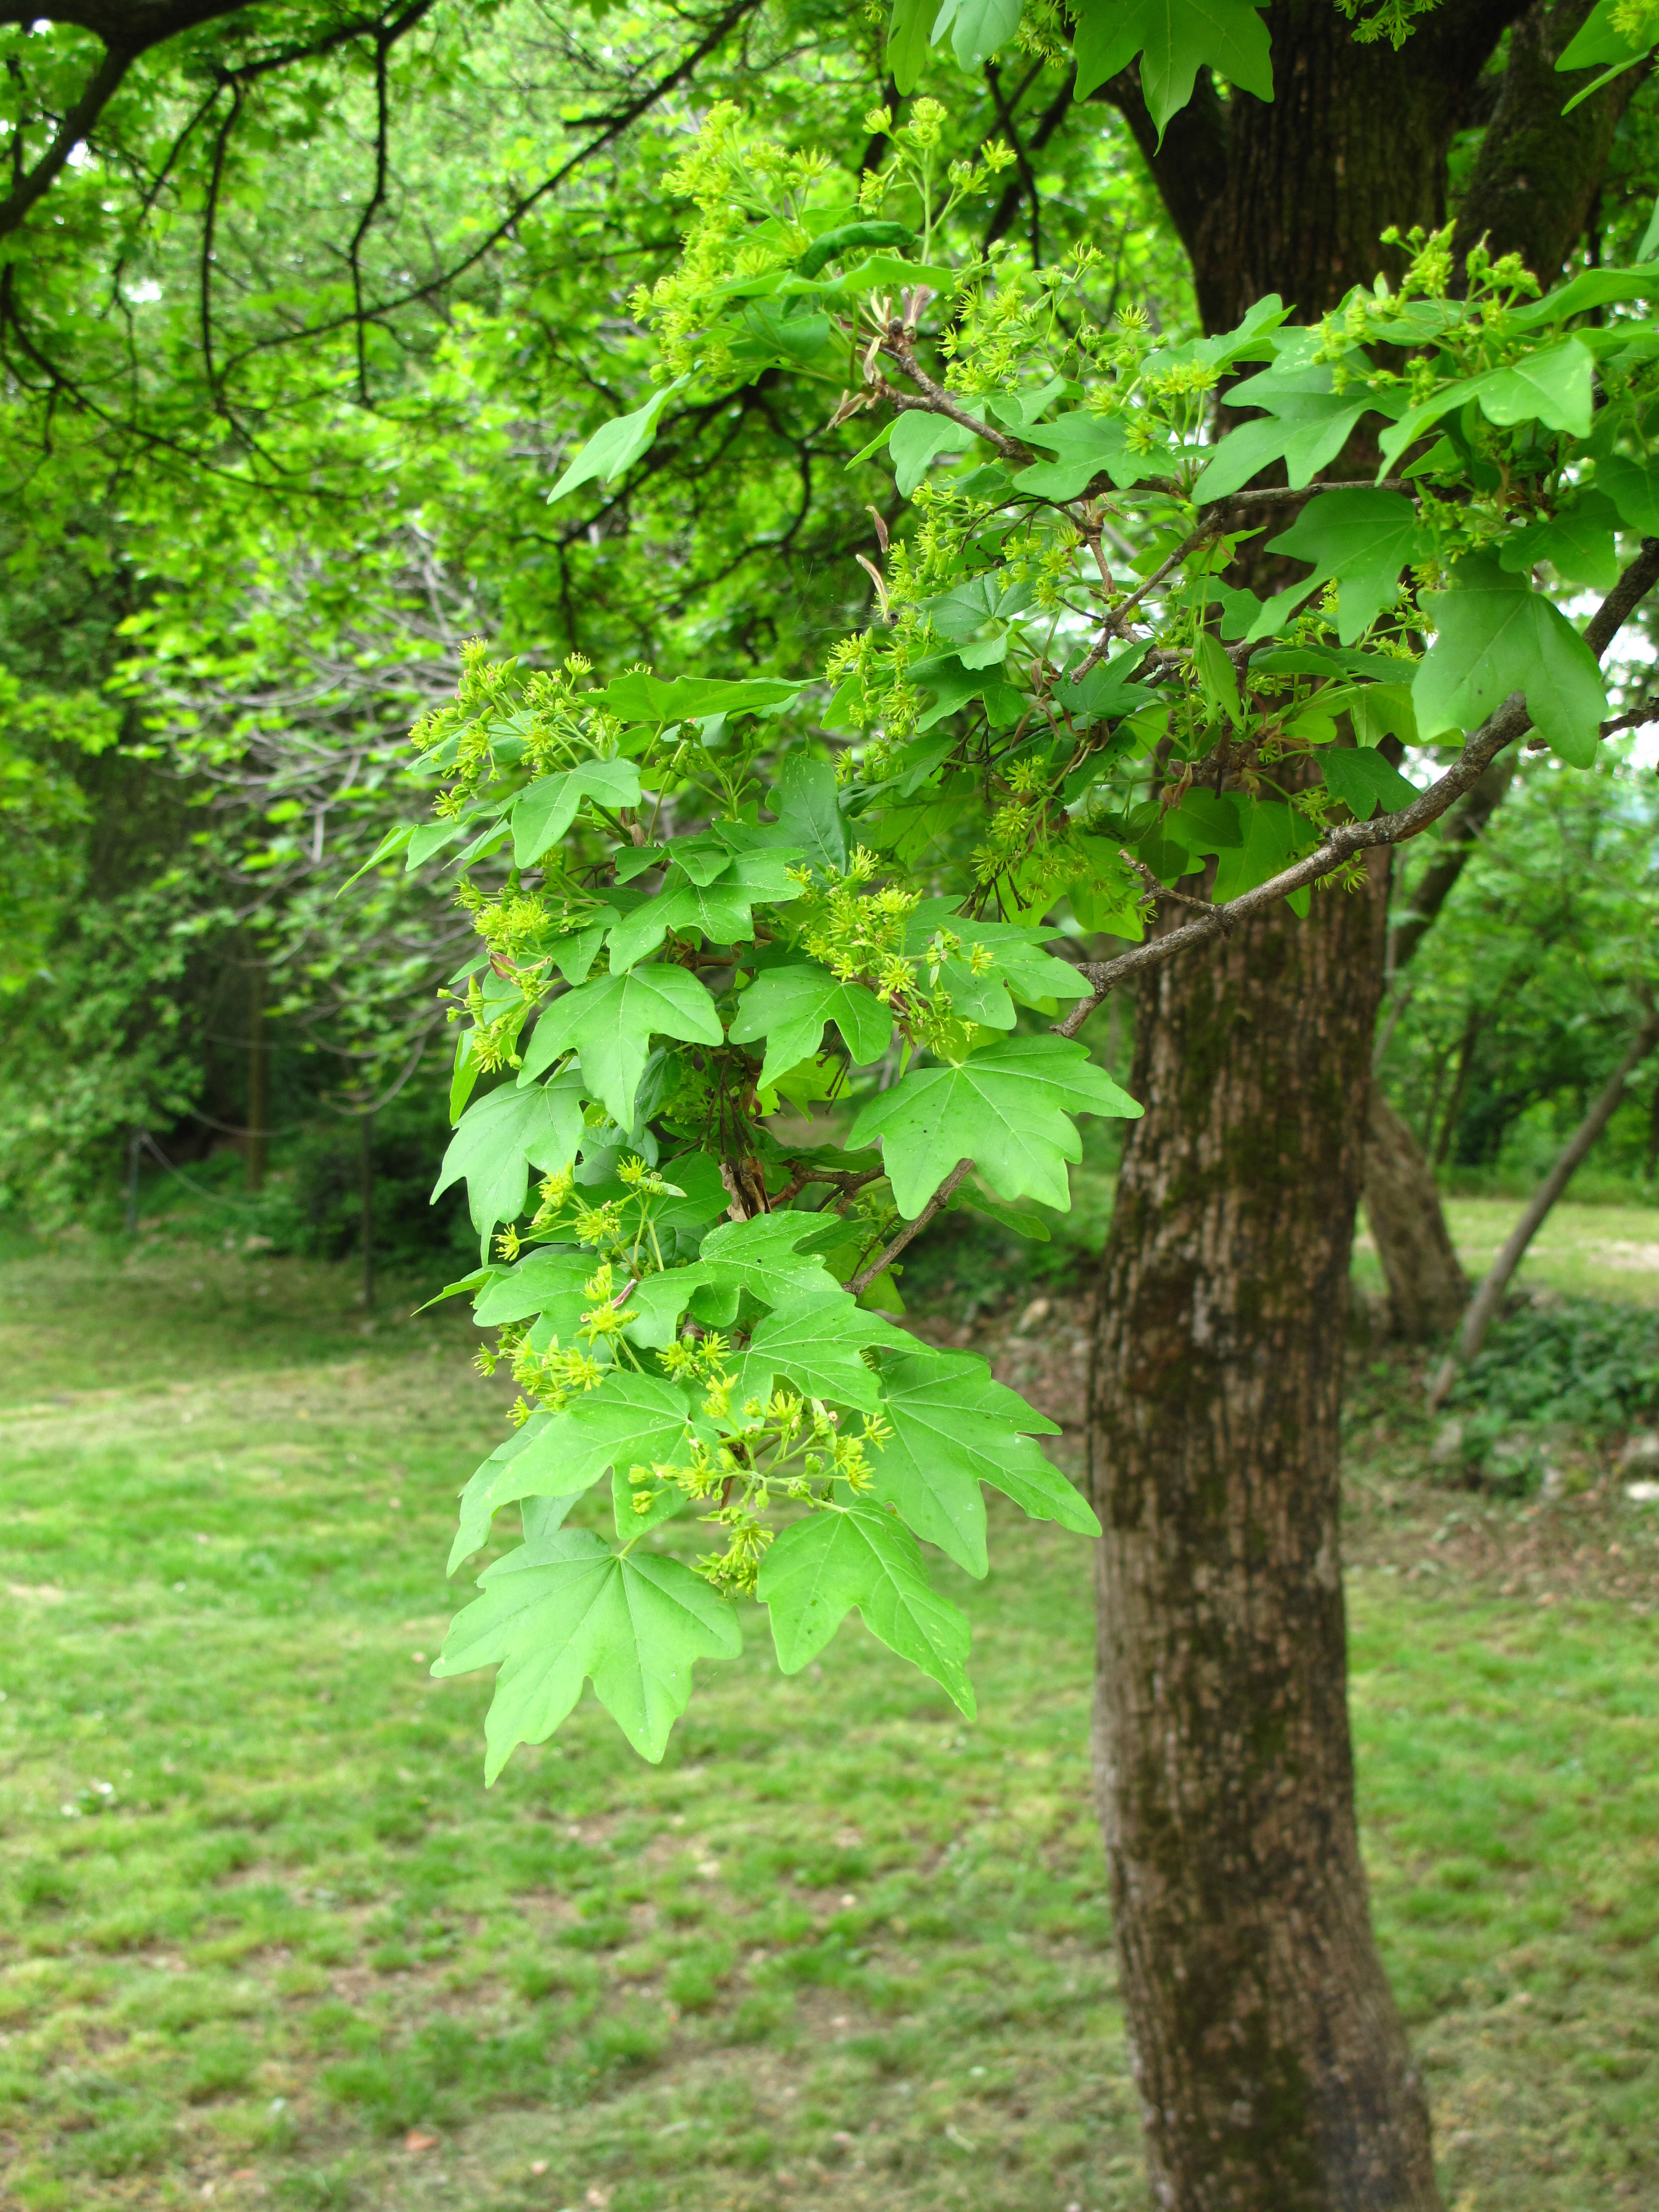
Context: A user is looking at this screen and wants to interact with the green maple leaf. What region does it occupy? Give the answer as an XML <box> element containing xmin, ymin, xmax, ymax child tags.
<box><xmin>727</xmin><ymin>964</ymin><xmax>893</xmax><ymax>1086</ymax></box>
<box><xmin>1414</xmin><ymin>555</ymin><xmax>1607</xmax><ymax>767</ymax></box>
<box><xmin>585</xmin><ymin>672</ymin><xmax>805</xmax><ymax>725</ymax></box>
<box><xmin>1209</xmin><ymin>798</ymin><xmax>1318</xmax><ymax>911</ymax></box>
<box><xmin>887</xmin><ymin>410</ymin><xmax>974</xmax><ymax>497</ymax></box>
<box><xmin>622</xmin><ymin>1216</ymin><xmax>845</xmax><ymax>1350</ymax></box>
<box><xmin>930</xmin><ymin>0</ymin><xmax>1021</xmax><ymax>70</ymax></box>
<box><xmin>436</xmin><ymin>1530</ymin><xmax>741</xmax><ymax>1775</ymax></box>
<box><xmin>431</xmin><ymin>1070</ymin><xmax>586</xmax><ymax>1235</ymax></box>
<box><xmin>869</xmin><ymin>1346</ymin><xmax>1097</xmax><ymax>1576</ymax></box>
<box><xmin>850</xmin><ymin>1035</ymin><xmax>1140</xmax><ymax>1218</ymax></box>
<box><xmin>472</xmin><ymin>1246</ymin><xmax>591</xmax><ymax>1327</ymax></box>
<box><xmin>511</xmin><ymin>761</ymin><xmax>643</xmax><ymax>866</ymax></box>
<box><xmin>1243</xmin><ymin>490</ymin><xmax>1422</xmax><ymax>645</ymax></box>
<box><xmin>1320</xmin><ymin>748</ymin><xmax>1420</xmax><ymax>821</ymax></box>
<box><xmin>697</xmin><ymin>1211</ymin><xmax>848</xmax><ymax>1305</ymax></box>
<box><xmin>1194</xmin><ymin>366</ymin><xmax>1375</xmax><ymax>505</ymax></box>
<box><xmin>1497</xmin><ymin>490</ymin><xmax>1620</xmax><ymax>591</ymax></box>
<box><xmin>887</xmin><ymin>0</ymin><xmax>934</xmax><ymax>92</ymax></box>
<box><xmin>1072</xmin><ymin>0</ymin><xmax>1273</xmax><ymax>139</ymax></box>
<box><xmin>737</xmin><ymin>1293</ymin><xmax>912</xmax><ymax>1412</ymax></box>
<box><xmin>517</xmin><ymin>963</ymin><xmax>723</xmax><ymax>1127</ymax></box>
<box><xmin>768</xmin><ymin>753</ymin><xmax>847</xmax><ymax>871</ymax></box>
<box><xmin>1011</xmin><ymin>411</ymin><xmax>1160</xmax><ymax>499</ymax></box>
<box><xmin>1592</xmin><ymin>454</ymin><xmax>1659</xmax><ymax>535</ymax></box>
<box><xmin>904</xmin><ymin>903</ymin><xmax>1094</xmax><ymax>1025</ymax></box>
<box><xmin>1379</xmin><ymin>339</ymin><xmax>1596</xmax><ymax>473</ymax></box>
<box><xmin>449</xmin><ymin>1372</ymin><xmax>701</xmax><ymax>1569</ymax></box>
<box><xmin>757</xmin><ymin>1503</ymin><xmax>974</xmax><ymax>1715</ymax></box>
<box><xmin>607</xmin><ymin>850</ymin><xmax>802</xmax><ymax>972</ymax></box>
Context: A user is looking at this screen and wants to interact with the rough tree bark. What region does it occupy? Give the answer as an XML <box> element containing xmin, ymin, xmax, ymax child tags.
<box><xmin>1080</xmin><ymin>5</ymin><xmax>1636</xmax><ymax>2204</ymax></box>
<box><xmin>1088</xmin><ymin>854</ymin><xmax>1444</xmax><ymax>2210</ymax></box>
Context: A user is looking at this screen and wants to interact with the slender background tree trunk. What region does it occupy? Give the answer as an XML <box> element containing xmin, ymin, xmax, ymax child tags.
<box><xmin>1362</xmin><ymin>1092</ymin><xmax>1469</xmax><ymax>1341</ymax></box>
<box><xmin>1361</xmin><ymin>758</ymin><xmax>1516</xmax><ymax>1338</ymax></box>
<box><xmin>246</xmin><ymin>957</ymin><xmax>269</xmax><ymax>1195</ymax></box>
<box><xmin>1429</xmin><ymin>1003</ymin><xmax>1659</xmax><ymax>1401</ymax></box>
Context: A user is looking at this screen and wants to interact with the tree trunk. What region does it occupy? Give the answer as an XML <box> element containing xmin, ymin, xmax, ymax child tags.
<box><xmin>1432</xmin><ymin>1008</ymin><xmax>1482</xmax><ymax>1169</ymax></box>
<box><xmin>360</xmin><ymin>1110</ymin><xmax>377</xmax><ymax>1315</ymax></box>
<box><xmin>246</xmin><ymin>959</ymin><xmax>269</xmax><ymax>1195</ymax></box>
<box><xmin>1081</xmin><ymin>2</ymin><xmax>1642</xmax><ymax>2200</ymax></box>
<box><xmin>1089</xmin><ymin>856</ymin><xmax>1443</xmax><ymax>2211</ymax></box>
<box><xmin>1362</xmin><ymin>1092</ymin><xmax>1469</xmax><ymax>1340</ymax></box>
<box><xmin>1450</xmin><ymin>0</ymin><xmax>1645</xmax><ymax>282</ymax></box>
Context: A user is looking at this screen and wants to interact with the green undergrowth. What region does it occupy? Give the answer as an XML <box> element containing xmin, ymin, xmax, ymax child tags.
<box><xmin>1448</xmin><ymin>1297</ymin><xmax>1659</xmax><ymax>1435</ymax></box>
<box><xmin>0</xmin><ymin>1245</ymin><xmax>1654</xmax><ymax>2209</ymax></box>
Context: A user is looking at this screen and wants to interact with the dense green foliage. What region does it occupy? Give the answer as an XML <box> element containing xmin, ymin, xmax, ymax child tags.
<box><xmin>409</xmin><ymin>79</ymin><xmax>1659</xmax><ymax>1767</ymax></box>
<box><xmin>1383</xmin><ymin>757</ymin><xmax>1659</xmax><ymax>1181</ymax></box>
<box><xmin>3</xmin><ymin>0</ymin><xmax>1187</xmax><ymax>1222</ymax></box>
<box><xmin>1450</xmin><ymin>1294</ymin><xmax>1659</xmax><ymax>1432</ymax></box>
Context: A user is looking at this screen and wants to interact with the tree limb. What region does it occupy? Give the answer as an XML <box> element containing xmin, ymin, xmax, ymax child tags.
<box><xmin>847</xmin><ymin>1160</ymin><xmax>973</xmax><ymax>1296</ymax></box>
<box><xmin>1427</xmin><ymin>995</ymin><xmax>1659</xmax><ymax>1404</ymax></box>
<box><xmin>1053</xmin><ymin>537</ymin><xmax>1659</xmax><ymax>1035</ymax></box>
<box><xmin>0</xmin><ymin>37</ymin><xmax>134</xmax><ymax>239</ymax></box>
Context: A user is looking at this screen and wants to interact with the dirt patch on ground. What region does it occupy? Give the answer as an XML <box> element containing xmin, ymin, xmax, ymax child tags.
<box><xmin>907</xmin><ymin>1288</ymin><xmax>1659</xmax><ymax>1614</ymax></box>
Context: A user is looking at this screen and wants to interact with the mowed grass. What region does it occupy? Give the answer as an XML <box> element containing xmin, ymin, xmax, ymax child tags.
<box><xmin>1355</xmin><ymin>1195</ymin><xmax>1659</xmax><ymax>1309</ymax></box>
<box><xmin>0</xmin><ymin>1241</ymin><xmax>1655</xmax><ymax>2211</ymax></box>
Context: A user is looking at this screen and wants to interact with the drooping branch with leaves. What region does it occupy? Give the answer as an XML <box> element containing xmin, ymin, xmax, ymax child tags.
<box><xmin>384</xmin><ymin>97</ymin><xmax>1659</xmax><ymax>1779</ymax></box>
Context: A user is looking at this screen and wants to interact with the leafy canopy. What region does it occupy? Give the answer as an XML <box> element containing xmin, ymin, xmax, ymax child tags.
<box><xmin>389</xmin><ymin>98</ymin><xmax>1659</xmax><ymax>1777</ymax></box>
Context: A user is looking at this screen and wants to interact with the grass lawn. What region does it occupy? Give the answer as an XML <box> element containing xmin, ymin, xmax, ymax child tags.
<box><xmin>1354</xmin><ymin>1196</ymin><xmax>1659</xmax><ymax>1309</ymax></box>
<box><xmin>1</xmin><ymin>1238</ymin><xmax>1656</xmax><ymax>2211</ymax></box>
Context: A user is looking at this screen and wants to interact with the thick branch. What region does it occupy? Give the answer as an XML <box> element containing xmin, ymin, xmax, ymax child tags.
<box><xmin>0</xmin><ymin>38</ymin><xmax>132</xmax><ymax>238</ymax></box>
<box><xmin>1453</xmin><ymin>0</ymin><xmax>1645</xmax><ymax>284</ymax></box>
<box><xmin>1054</xmin><ymin>537</ymin><xmax>1659</xmax><ymax>1034</ymax></box>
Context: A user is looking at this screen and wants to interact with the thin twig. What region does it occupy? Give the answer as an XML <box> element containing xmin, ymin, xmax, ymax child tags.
<box><xmin>847</xmin><ymin>1161</ymin><xmax>974</xmax><ymax>1295</ymax></box>
<box><xmin>1120</xmin><ymin>848</ymin><xmax>1217</xmax><ymax>915</ymax></box>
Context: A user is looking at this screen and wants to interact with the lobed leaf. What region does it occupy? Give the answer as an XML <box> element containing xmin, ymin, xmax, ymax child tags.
<box><xmin>437</xmin><ymin>1530</ymin><xmax>741</xmax><ymax>1774</ymax></box>
<box><xmin>448</xmin><ymin>1371</ymin><xmax>703</xmax><ymax>1569</ymax></box>
<box><xmin>869</xmin><ymin>1344</ymin><xmax>1093</xmax><ymax>1575</ymax></box>
<box><xmin>727</xmin><ymin>963</ymin><xmax>894</xmax><ymax>1087</ymax></box>
<box><xmin>1414</xmin><ymin>555</ymin><xmax>1607</xmax><ymax>767</ymax></box>
<box><xmin>517</xmin><ymin>963</ymin><xmax>723</xmax><ymax>1128</ymax></box>
<box><xmin>431</xmin><ymin>1072</ymin><xmax>586</xmax><ymax>1237</ymax></box>
<box><xmin>850</xmin><ymin>1034</ymin><xmax>1140</xmax><ymax>1218</ymax></box>
<box><xmin>757</xmin><ymin>1503</ymin><xmax>974</xmax><ymax>1713</ymax></box>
